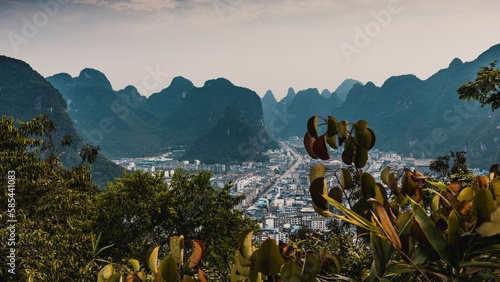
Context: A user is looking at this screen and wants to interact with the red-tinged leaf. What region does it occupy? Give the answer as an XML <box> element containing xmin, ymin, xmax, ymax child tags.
<box><xmin>477</xmin><ymin>176</ymin><xmax>488</xmax><ymax>188</ymax></box>
<box><xmin>198</xmin><ymin>267</ymin><xmax>208</xmax><ymax>282</ymax></box>
<box><xmin>189</xmin><ymin>240</ymin><xmax>205</xmax><ymax>269</ymax></box>
<box><xmin>448</xmin><ymin>182</ymin><xmax>461</xmax><ymax>194</ymax></box>
<box><xmin>313</xmin><ymin>135</ymin><xmax>330</xmax><ymax>160</ymax></box>
<box><xmin>341</xmin><ymin>140</ymin><xmax>354</xmax><ymax>165</ymax></box>
<box><xmin>304</xmin><ymin>132</ymin><xmax>318</xmax><ymax>159</ymax></box>
<box><xmin>371</xmin><ymin>200</ymin><xmax>402</xmax><ymax>249</ymax></box>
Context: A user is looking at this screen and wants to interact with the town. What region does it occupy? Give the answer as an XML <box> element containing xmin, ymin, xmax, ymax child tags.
<box><xmin>113</xmin><ymin>137</ymin><xmax>484</xmax><ymax>242</ymax></box>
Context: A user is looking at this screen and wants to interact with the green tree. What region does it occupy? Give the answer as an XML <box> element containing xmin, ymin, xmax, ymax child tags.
<box><xmin>0</xmin><ymin>115</ymin><xmax>102</xmax><ymax>281</ymax></box>
<box><xmin>96</xmin><ymin>168</ymin><xmax>257</xmax><ymax>279</ymax></box>
<box><xmin>458</xmin><ymin>61</ymin><xmax>500</xmax><ymax>111</ymax></box>
<box><xmin>429</xmin><ymin>150</ymin><xmax>473</xmax><ymax>182</ymax></box>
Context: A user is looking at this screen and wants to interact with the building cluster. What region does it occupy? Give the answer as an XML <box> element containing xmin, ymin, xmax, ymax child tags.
<box><xmin>114</xmin><ymin>137</ymin><xmax>487</xmax><ymax>242</ymax></box>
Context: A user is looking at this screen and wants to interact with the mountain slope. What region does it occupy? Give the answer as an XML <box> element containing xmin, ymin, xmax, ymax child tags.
<box><xmin>182</xmin><ymin>105</ymin><xmax>268</xmax><ymax>164</ymax></box>
<box><xmin>0</xmin><ymin>55</ymin><xmax>123</xmax><ymax>186</ymax></box>
<box><xmin>335</xmin><ymin>79</ymin><xmax>363</xmax><ymax>101</ymax></box>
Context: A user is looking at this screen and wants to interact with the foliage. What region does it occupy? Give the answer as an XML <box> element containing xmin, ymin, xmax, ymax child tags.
<box><xmin>96</xmin><ymin>236</ymin><xmax>208</xmax><ymax>282</ymax></box>
<box><xmin>302</xmin><ymin>115</ymin><xmax>500</xmax><ymax>281</ymax></box>
<box><xmin>230</xmin><ymin>229</ymin><xmax>347</xmax><ymax>281</ymax></box>
<box><xmin>96</xmin><ymin>168</ymin><xmax>258</xmax><ymax>279</ymax></box>
<box><xmin>458</xmin><ymin>61</ymin><xmax>500</xmax><ymax>111</ymax></box>
<box><xmin>0</xmin><ymin>115</ymin><xmax>102</xmax><ymax>281</ymax></box>
<box><xmin>429</xmin><ymin>150</ymin><xmax>474</xmax><ymax>182</ymax></box>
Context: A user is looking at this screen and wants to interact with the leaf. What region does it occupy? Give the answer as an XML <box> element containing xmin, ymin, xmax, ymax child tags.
<box><xmin>182</xmin><ymin>275</ymin><xmax>196</xmax><ymax>282</ymax></box>
<box><xmin>448</xmin><ymin>210</ymin><xmax>461</xmax><ymax>245</ymax></box>
<box><xmin>458</xmin><ymin>186</ymin><xmax>474</xmax><ymax>202</ymax></box>
<box><xmin>303</xmin><ymin>132</ymin><xmax>318</xmax><ymax>159</ymax></box>
<box><xmin>280</xmin><ymin>261</ymin><xmax>302</xmax><ymax>282</ymax></box>
<box><xmin>340</xmin><ymin>168</ymin><xmax>352</xmax><ymax>190</ymax></box>
<box><xmin>325</xmin><ymin>135</ymin><xmax>338</xmax><ymax>149</ymax></box>
<box><xmin>371</xmin><ymin>200</ymin><xmax>402</xmax><ymax>249</ymax></box>
<box><xmin>128</xmin><ymin>259</ymin><xmax>141</xmax><ymax>272</ymax></box>
<box><xmin>375</xmin><ymin>183</ymin><xmax>388</xmax><ymax>207</ymax></box>
<box><xmin>98</xmin><ymin>264</ymin><xmax>115</xmax><ymax>282</ymax></box>
<box><xmin>312</xmin><ymin>202</ymin><xmax>333</xmax><ymax>218</ymax></box>
<box><xmin>189</xmin><ymin>240</ymin><xmax>205</xmax><ymax>269</ymax></box>
<box><xmin>326</xmin><ymin>116</ymin><xmax>338</xmax><ymax>137</ymax></box>
<box><xmin>337</xmin><ymin>120</ymin><xmax>349</xmax><ymax>139</ymax></box>
<box><xmin>170</xmin><ymin>235</ymin><xmax>184</xmax><ymax>266</ymax></box>
<box><xmin>410</xmin><ymin>199</ymin><xmax>458</xmax><ymax>268</ymax></box>
<box><xmin>307</xmin><ymin>116</ymin><xmax>319</xmax><ymax>139</ymax></box>
<box><xmin>367</xmin><ymin>128</ymin><xmax>376</xmax><ymax>150</ymax></box>
<box><xmin>476</xmin><ymin>206</ymin><xmax>500</xmax><ymax>236</ymax></box>
<box><xmin>353</xmin><ymin>122</ymin><xmax>372</xmax><ymax>150</ymax></box>
<box><xmin>427</xmin><ymin>181</ymin><xmax>448</xmax><ymax>193</ymax></box>
<box><xmin>328</xmin><ymin>186</ymin><xmax>343</xmax><ymax>204</ymax></box>
<box><xmin>491</xmin><ymin>179</ymin><xmax>500</xmax><ymax>204</ymax></box>
<box><xmin>341</xmin><ymin>140</ymin><xmax>354</xmax><ymax>165</ymax></box>
<box><xmin>474</xmin><ymin>188</ymin><xmax>496</xmax><ymax>222</ymax></box>
<box><xmin>313</xmin><ymin>135</ymin><xmax>330</xmax><ymax>160</ymax></box>
<box><xmin>309</xmin><ymin>164</ymin><xmax>328</xmax><ymax>184</ymax></box>
<box><xmin>107</xmin><ymin>273</ymin><xmax>122</xmax><ymax>282</ymax></box>
<box><xmin>238</xmin><ymin>229</ymin><xmax>255</xmax><ymax>260</ymax></box>
<box><xmin>301</xmin><ymin>254</ymin><xmax>321</xmax><ymax>281</ymax></box>
<box><xmin>360</xmin><ymin>173</ymin><xmax>376</xmax><ymax>200</ymax></box>
<box><xmin>251</xmin><ymin>239</ymin><xmax>283</xmax><ymax>276</ymax></box>
<box><xmin>159</xmin><ymin>256</ymin><xmax>179</xmax><ymax>282</ymax></box>
<box><xmin>231</xmin><ymin>265</ymin><xmax>247</xmax><ymax>282</ymax></box>
<box><xmin>354</xmin><ymin>145</ymin><xmax>368</xmax><ymax>168</ymax></box>
<box><xmin>310</xmin><ymin>177</ymin><xmax>328</xmax><ymax>210</ymax></box>
<box><xmin>447</xmin><ymin>182</ymin><xmax>461</xmax><ymax>194</ymax></box>
<box><xmin>146</xmin><ymin>246</ymin><xmax>160</xmax><ymax>274</ymax></box>
<box><xmin>234</xmin><ymin>250</ymin><xmax>251</xmax><ymax>276</ymax></box>
<box><xmin>198</xmin><ymin>267</ymin><xmax>208</xmax><ymax>282</ymax></box>
<box><xmin>401</xmin><ymin>169</ymin><xmax>418</xmax><ymax>197</ymax></box>
<box><xmin>381</xmin><ymin>167</ymin><xmax>391</xmax><ymax>186</ymax></box>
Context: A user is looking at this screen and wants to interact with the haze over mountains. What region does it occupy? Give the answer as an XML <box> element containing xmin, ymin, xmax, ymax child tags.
<box><xmin>261</xmin><ymin>44</ymin><xmax>500</xmax><ymax>169</ymax></box>
<box><xmin>1</xmin><ymin>44</ymin><xmax>499</xmax><ymax>174</ymax></box>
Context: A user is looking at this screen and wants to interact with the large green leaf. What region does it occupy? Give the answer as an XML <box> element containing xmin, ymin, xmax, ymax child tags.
<box><xmin>448</xmin><ymin>210</ymin><xmax>460</xmax><ymax>245</ymax></box>
<box><xmin>341</xmin><ymin>140</ymin><xmax>354</xmax><ymax>165</ymax></box>
<box><xmin>234</xmin><ymin>250</ymin><xmax>251</xmax><ymax>277</ymax></box>
<box><xmin>238</xmin><ymin>229</ymin><xmax>255</xmax><ymax>260</ymax></box>
<box><xmin>353</xmin><ymin>122</ymin><xmax>372</xmax><ymax>150</ymax></box>
<box><xmin>127</xmin><ymin>259</ymin><xmax>141</xmax><ymax>273</ymax></box>
<box><xmin>381</xmin><ymin>167</ymin><xmax>391</xmax><ymax>186</ymax></box>
<box><xmin>312</xmin><ymin>202</ymin><xmax>333</xmax><ymax>218</ymax></box>
<box><xmin>107</xmin><ymin>273</ymin><xmax>122</xmax><ymax>282</ymax></box>
<box><xmin>159</xmin><ymin>256</ymin><xmax>179</xmax><ymax>282</ymax></box>
<box><xmin>474</xmin><ymin>188</ymin><xmax>496</xmax><ymax>222</ymax></box>
<box><xmin>326</xmin><ymin>135</ymin><xmax>338</xmax><ymax>149</ymax></box>
<box><xmin>326</xmin><ymin>116</ymin><xmax>338</xmax><ymax>137</ymax></box>
<box><xmin>309</xmin><ymin>164</ymin><xmax>328</xmax><ymax>183</ymax></box>
<box><xmin>427</xmin><ymin>181</ymin><xmax>448</xmax><ymax>193</ymax></box>
<box><xmin>354</xmin><ymin>145</ymin><xmax>368</xmax><ymax>168</ymax></box>
<box><xmin>252</xmin><ymin>239</ymin><xmax>283</xmax><ymax>276</ymax></box>
<box><xmin>324</xmin><ymin>195</ymin><xmax>375</xmax><ymax>231</ymax></box>
<box><xmin>301</xmin><ymin>254</ymin><xmax>321</xmax><ymax>281</ymax></box>
<box><xmin>360</xmin><ymin>173</ymin><xmax>376</xmax><ymax>200</ymax></box>
<box><xmin>98</xmin><ymin>264</ymin><xmax>114</xmax><ymax>282</ymax></box>
<box><xmin>411</xmin><ymin>199</ymin><xmax>458</xmax><ymax>268</ymax></box>
<box><xmin>281</xmin><ymin>261</ymin><xmax>301</xmax><ymax>282</ymax></box>
<box><xmin>337</xmin><ymin>120</ymin><xmax>349</xmax><ymax>139</ymax></box>
<box><xmin>492</xmin><ymin>179</ymin><xmax>500</xmax><ymax>204</ymax></box>
<box><xmin>170</xmin><ymin>235</ymin><xmax>184</xmax><ymax>266</ymax></box>
<box><xmin>146</xmin><ymin>246</ymin><xmax>160</xmax><ymax>274</ymax></box>
<box><xmin>476</xmin><ymin>206</ymin><xmax>500</xmax><ymax>237</ymax></box>
<box><xmin>307</xmin><ymin>116</ymin><xmax>319</xmax><ymax>139</ymax></box>
<box><xmin>328</xmin><ymin>186</ymin><xmax>343</xmax><ymax>204</ymax></box>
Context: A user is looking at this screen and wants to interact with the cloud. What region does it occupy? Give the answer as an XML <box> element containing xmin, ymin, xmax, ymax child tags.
<box><xmin>73</xmin><ymin>0</ymin><xmax>179</xmax><ymax>13</ymax></box>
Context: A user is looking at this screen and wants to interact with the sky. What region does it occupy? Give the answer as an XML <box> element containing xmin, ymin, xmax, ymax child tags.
<box><xmin>1</xmin><ymin>0</ymin><xmax>499</xmax><ymax>100</ymax></box>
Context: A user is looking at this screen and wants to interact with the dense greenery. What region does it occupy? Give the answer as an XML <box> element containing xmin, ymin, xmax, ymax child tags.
<box><xmin>458</xmin><ymin>61</ymin><xmax>500</xmax><ymax>111</ymax></box>
<box><xmin>0</xmin><ymin>115</ymin><xmax>256</xmax><ymax>281</ymax></box>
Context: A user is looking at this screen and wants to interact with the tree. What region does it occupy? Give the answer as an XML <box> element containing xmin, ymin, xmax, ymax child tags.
<box><xmin>429</xmin><ymin>150</ymin><xmax>473</xmax><ymax>182</ymax></box>
<box><xmin>96</xmin><ymin>168</ymin><xmax>257</xmax><ymax>279</ymax></box>
<box><xmin>458</xmin><ymin>61</ymin><xmax>500</xmax><ymax>111</ymax></box>
<box><xmin>0</xmin><ymin>115</ymin><xmax>102</xmax><ymax>281</ymax></box>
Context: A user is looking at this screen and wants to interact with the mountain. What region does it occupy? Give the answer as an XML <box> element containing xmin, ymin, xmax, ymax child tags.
<box><xmin>0</xmin><ymin>56</ymin><xmax>123</xmax><ymax>187</ymax></box>
<box><xmin>321</xmin><ymin>89</ymin><xmax>331</xmax><ymax>99</ymax></box>
<box><xmin>273</xmin><ymin>88</ymin><xmax>343</xmax><ymax>138</ymax></box>
<box><xmin>335</xmin><ymin>79</ymin><xmax>363</xmax><ymax>101</ymax></box>
<box><xmin>48</xmin><ymin>71</ymin><xmax>277</xmax><ymax>164</ymax></box>
<box><xmin>46</xmin><ymin>70</ymin><xmax>163</xmax><ymax>159</ymax></box>
<box><xmin>332</xmin><ymin>44</ymin><xmax>500</xmax><ymax>169</ymax></box>
<box><xmin>156</xmin><ymin>78</ymin><xmax>277</xmax><ymax>154</ymax></box>
<box><xmin>182</xmin><ymin>105</ymin><xmax>268</xmax><ymax>164</ymax></box>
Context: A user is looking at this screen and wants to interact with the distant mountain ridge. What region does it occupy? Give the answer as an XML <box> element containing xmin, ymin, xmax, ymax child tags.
<box><xmin>0</xmin><ymin>55</ymin><xmax>123</xmax><ymax>187</ymax></box>
<box><xmin>47</xmin><ymin>70</ymin><xmax>277</xmax><ymax>164</ymax></box>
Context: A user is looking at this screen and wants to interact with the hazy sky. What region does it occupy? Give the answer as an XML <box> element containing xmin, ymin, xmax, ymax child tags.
<box><xmin>1</xmin><ymin>0</ymin><xmax>499</xmax><ymax>100</ymax></box>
